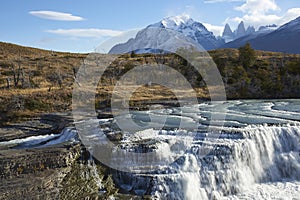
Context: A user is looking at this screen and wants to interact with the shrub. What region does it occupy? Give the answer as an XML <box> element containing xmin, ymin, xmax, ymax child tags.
<box><xmin>238</xmin><ymin>43</ymin><xmax>256</xmax><ymax>70</ymax></box>
<box><xmin>285</xmin><ymin>61</ymin><xmax>300</xmax><ymax>75</ymax></box>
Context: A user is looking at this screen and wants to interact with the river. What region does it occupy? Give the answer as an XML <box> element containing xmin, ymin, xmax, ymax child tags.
<box><xmin>1</xmin><ymin>99</ymin><xmax>300</xmax><ymax>199</ymax></box>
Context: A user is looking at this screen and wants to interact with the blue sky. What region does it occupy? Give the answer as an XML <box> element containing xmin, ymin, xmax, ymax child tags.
<box><xmin>1</xmin><ymin>0</ymin><xmax>299</xmax><ymax>53</ymax></box>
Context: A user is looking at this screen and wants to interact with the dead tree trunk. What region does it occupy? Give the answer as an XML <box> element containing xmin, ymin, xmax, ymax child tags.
<box><xmin>6</xmin><ymin>78</ymin><xmax>11</xmax><ymax>89</ymax></box>
<box><xmin>21</xmin><ymin>68</ymin><xmax>26</xmax><ymax>88</ymax></box>
<box><xmin>12</xmin><ymin>62</ymin><xmax>22</xmax><ymax>87</ymax></box>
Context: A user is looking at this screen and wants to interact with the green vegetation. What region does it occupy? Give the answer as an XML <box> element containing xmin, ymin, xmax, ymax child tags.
<box><xmin>210</xmin><ymin>48</ymin><xmax>300</xmax><ymax>99</ymax></box>
<box><xmin>238</xmin><ymin>43</ymin><xmax>256</xmax><ymax>70</ymax></box>
<box><xmin>285</xmin><ymin>60</ymin><xmax>300</xmax><ymax>75</ymax></box>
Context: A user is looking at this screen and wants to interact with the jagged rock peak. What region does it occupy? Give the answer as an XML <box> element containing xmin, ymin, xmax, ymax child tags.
<box><xmin>235</xmin><ymin>21</ymin><xmax>246</xmax><ymax>38</ymax></box>
<box><xmin>222</xmin><ymin>23</ymin><xmax>234</xmax><ymax>37</ymax></box>
<box><xmin>246</xmin><ymin>26</ymin><xmax>255</xmax><ymax>35</ymax></box>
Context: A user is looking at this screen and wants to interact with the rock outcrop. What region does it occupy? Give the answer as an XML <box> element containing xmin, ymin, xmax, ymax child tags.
<box><xmin>0</xmin><ymin>144</ymin><xmax>80</xmax><ymax>199</ymax></box>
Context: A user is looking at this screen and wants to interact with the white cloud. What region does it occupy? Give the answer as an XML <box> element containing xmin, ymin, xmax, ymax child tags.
<box><xmin>203</xmin><ymin>23</ymin><xmax>224</xmax><ymax>36</ymax></box>
<box><xmin>225</xmin><ymin>0</ymin><xmax>300</xmax><ymax>29</ymax></box>
<box><xmin>29</xmin><ymin>11</ymin><xmax>84</xmax><ymax>21</ymax></box>
<box><xmin>235</xmin><ymin>0</ymin><xmax>280</xmax><ymax>15</ymax></box>
<box><xmin>230</xmin><ymin>9</ymin><xmax>300</xmax><ymax>28</ymax></box>
<box><xmin>46</xmin><ymin>28</ymin><xmax>123</xmax><ymax>38</ymax></box>
<box><xmin>279</xmin><ymin>8</ymin><xmax>300</xmax><ymax>24</ymax></box>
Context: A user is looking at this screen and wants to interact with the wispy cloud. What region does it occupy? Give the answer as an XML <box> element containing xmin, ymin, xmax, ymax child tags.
<box><xmin>29</xmin><ymin>11</ymin><xmax>85</xmax><ymax>21</ymax></box>
<box><xmin>204</xmin><ymin>0</ymin><xmax>244</xmax><ymax>3</ymax></box>
<box><xmin>46</xmin><ymin>28</ymin><xmax>123</xmax><ymax>38</ymax></box>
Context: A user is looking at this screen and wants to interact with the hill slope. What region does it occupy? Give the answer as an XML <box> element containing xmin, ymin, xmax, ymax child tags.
<box><xmin>1</xmin><ymin>42</ymin><xmax>300</xmax><ymax>124</ymax></box>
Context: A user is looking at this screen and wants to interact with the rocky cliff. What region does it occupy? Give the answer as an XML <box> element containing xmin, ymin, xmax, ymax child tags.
<box><xmin>0</xmin><ymin>144</ymin><xmax>80</xmax><ymax>199</ymax></box>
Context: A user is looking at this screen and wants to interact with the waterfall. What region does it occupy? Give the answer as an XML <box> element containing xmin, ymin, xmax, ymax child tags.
<box><xmin>151</xmin><ymin>154</ymin><xmax>208</xmax><ymax>200</ymax></box>
<box><xmin>235</xmin><ymin>125</ymin><xmax>300</xmax><ymax>183</ymax></box>
<box><xmin>2</xmin><ymin>99</ymin><xmax>298</xmax><ymax>199</ymax></box>
<box><xmin>177</xmin><ymin>154</ymin><xmax>208</xmax><ymax>200</ymax></box>
<box><xmin>149</xmin><ymin>124</ymin><xmax>300</xmax><ymax>199</ymax></box>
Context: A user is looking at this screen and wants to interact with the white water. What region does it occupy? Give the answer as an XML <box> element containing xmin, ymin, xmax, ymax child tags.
<box><xmin>145</xmin><ymin>124</ymin><xmax>299</xmax><ymax>200</ymax></box>
<box><xmin>1</xmin><ymin>100</ymin><xmax>300</xmax><ymax>199</ymax></box>
<box><xmin>223</xmin><ymin>181</ymin><xmax>300</xmax><ymax>200</ymax></box>
<box><xmin>152</xmin><ymin>154</ymin><xmax>208</xmax><ymax>200</ymax></box>
<box><xmin>0</xmin><ymin>127</ymin><xmax>77</xmax><ymax>148</ymax></box>
<box><xmin>109</xmin><ymin>100</ymin><xmax>300</xmax><ymax>199</ymax></box>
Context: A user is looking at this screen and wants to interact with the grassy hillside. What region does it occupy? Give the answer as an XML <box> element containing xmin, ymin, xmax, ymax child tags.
<box><xmin>0</xmin><ymin>42</ymin><xmax>300</xmax><ymax>124</ymax></box>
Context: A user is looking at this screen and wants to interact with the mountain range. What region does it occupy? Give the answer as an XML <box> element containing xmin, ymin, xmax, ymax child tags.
<box><xmin>109</xmin><ymin>15</ymin><xmax>300</xmax><ymax>54</ymax></box>
<box><xmin>222</xmin><ymin>21</ymin><xmax>256</xmax><ymax>43</ymax></box>
<box><xmin>109</xmin><ymin>15</ymin><xmax>224</xmax><ymax>54</ymax></box>
<box><xmin>223</xmin><ymin>17</ymin><xmax>300</xmax><ymax>54</ymax></box>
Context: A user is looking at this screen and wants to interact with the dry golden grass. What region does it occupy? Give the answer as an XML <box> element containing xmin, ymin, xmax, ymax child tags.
<box><xmin>1</xmin><ymin>42</ymin><xmax>300</xmax><ymax>124</ymax></box>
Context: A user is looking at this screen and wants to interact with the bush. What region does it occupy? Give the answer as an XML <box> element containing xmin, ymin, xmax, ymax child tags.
<box><xmin>238</xmin><ymin>43</ymin><xmax>256</xmax><ymax>70</ymax></box>
<box><xmin>286</xmin><ymin>61</ymin><xmax>300</xmax><ymax>75</ymax></box>
<box><xmin>24</xmin><ymin>98</ymin><xmax>49</xmax><ymax>111</ymax></box>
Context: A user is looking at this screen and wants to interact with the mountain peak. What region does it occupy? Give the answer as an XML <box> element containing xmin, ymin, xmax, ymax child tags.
<box><xmin>236</xmin><ymin>21</ymin><xmax>246</xmax><ymax>38</ymax></box>
<box><xmin>110</xmin><ymin>15</ymin><xmax>225</xmax><ymax>53</ymax></box>
<box><xmin>246</xmin><ymin>26</ymin><xmax>255</xmax><ymax>35</ymax></box>
<box><xmin>222</xmin><ymin>23</ymin><xmax>234</xmax><ymax>43</ymax></box>
<box><xmin>258</xmin><ymin>24</ymin><xmax>277</xmax><ymax>32</ymax></box>
<box><xmin>222</xmin><ymin>23</ymin><xmax>233</xmax><ymax>37</ymax></box>
<box><xmin>160</xmin><ymin>15</ymin><xmax>193</xmax><ymax>28</ymax></box>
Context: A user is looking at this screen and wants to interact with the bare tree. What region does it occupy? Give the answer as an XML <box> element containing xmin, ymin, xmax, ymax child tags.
<box><xmin>6</xmin><ymin>77</ymin><xmax>11</xmax><ymax>89</ymax></box>
<box><xmin>46</xmin><ymin>71</ymin><xmax>63</xmax><ymax>91</ymax></box>
<box><xmin>11</xmin><ymin>62</ymin><xmax>22</xmax><ymax>87</ymax></box>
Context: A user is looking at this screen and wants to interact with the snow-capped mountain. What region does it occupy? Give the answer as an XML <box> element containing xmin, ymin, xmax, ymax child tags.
<box><xmin>109</xmin><ymin>15</ymin><xmax>224</xmax><ymax>54</ymax></box>
<box><xmin>109</xmin><ymin>15</ymin><xmax>300</xmax><ymax>54</ymax></box>
<box><xmin>224</xmin><ymin>16</ymin><xmax>300</xmax><ymax>54</ymax></box>
<box><xmin>258</xmin><ymin>24</ymin><xmax>277</xmax><ymax>33</ymax></box>
<box><xmin>149</xmin><ymin>15</ymin><xmax>225</xmax><ymax>50</ymax></box>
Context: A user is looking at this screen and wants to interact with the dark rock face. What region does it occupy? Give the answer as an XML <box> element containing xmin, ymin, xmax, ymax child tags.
<box><xmin>0</xmin><ymin>144</ymin><xmax>80</xmax><ymax>199</ymax></box>
<box><xmin>0</xmin><ymin>113</ymin><xmax>79</xmax><ymax>199</ymax></box>
<box><xmin>0</xmin><ymin>145</ymin><xmax>80</xmax><ymax>178</ymax></box>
